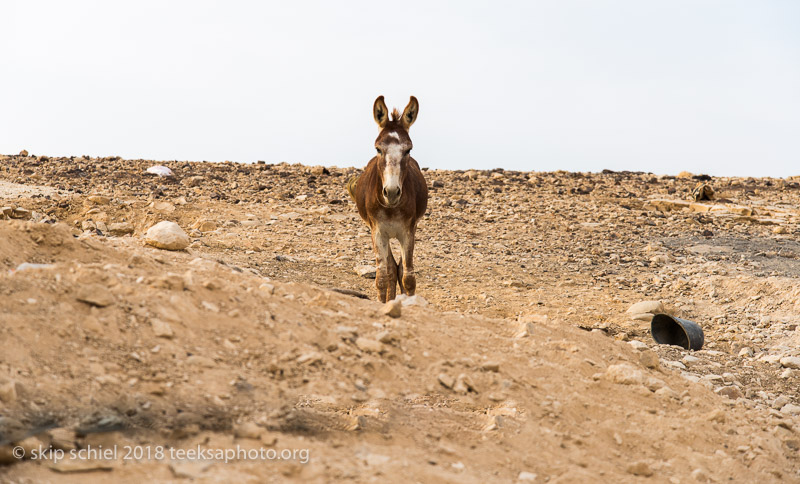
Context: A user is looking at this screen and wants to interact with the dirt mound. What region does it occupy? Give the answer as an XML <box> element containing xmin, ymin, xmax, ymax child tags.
<box><xmin>1</xmin><ymin>153</ymin><xmax>799</xmax><ymax>482</ymax></box>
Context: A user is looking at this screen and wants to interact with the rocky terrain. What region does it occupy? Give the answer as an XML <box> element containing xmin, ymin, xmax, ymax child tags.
<box><xmin>1</xmin><ymin>151</ymin><xmax>800</xmax><ymax>483</ymax></box>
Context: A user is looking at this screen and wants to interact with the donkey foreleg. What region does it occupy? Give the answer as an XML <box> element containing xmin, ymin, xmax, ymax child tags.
<box><xmin>397</xmin><ymin>224</ymin><xmax>417</xmax><ymax>296</ymax></box>
<box><xmin>373</xmin><ymin>227</ymin><xmax>398</xmax><ymax>303</ymax></box>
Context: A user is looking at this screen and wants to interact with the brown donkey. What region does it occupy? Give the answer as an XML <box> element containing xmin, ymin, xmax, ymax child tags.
<box><xmin>348</xmin><ymin>96</ymin><xmax>428</xmax><ymax>302</ymax></box>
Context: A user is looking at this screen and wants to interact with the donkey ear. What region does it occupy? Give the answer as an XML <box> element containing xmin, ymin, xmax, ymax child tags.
<box><xmin>400</xmin><ymin>96</ymin><xmax>419</xmax><ymax>129</ymax></box>
<box><xmin>373</xmin><ymin>96</ymin><xmax>389</xmax><ymax>128</ymax></box>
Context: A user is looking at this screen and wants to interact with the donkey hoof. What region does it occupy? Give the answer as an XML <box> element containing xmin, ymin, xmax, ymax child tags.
<box><xmin>402</xmin><ymin>274</ymin><xmax>416</xmax><ymax>295</ymax></box>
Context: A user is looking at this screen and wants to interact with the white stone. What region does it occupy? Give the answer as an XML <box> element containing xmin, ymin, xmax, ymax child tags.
<box><xmin>146</xmin><ymin>165</ymin><xmax>173</xmax><ymax>177</ymax></box>
<box><xmin>780</xmin><ymin>356</ymin><xmax>800</xmax><ymax>369</ymax></box>
<box><xmin>145</xmin><ymin>221</ymin><xmax>190</xmax><ymax>250</ymax></box>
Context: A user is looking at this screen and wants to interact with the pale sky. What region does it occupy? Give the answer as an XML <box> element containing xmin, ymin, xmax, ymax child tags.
<box><xmin>2</xmin><ymin>1</ymin><xmax>799</xmax><ymax>177</ymax></box>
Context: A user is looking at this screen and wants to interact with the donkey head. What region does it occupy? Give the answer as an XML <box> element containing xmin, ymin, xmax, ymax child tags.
<box><xmin>372</xmin><ymin>95</ymin><xmax>418</xmax><ymax>207</ymax></box>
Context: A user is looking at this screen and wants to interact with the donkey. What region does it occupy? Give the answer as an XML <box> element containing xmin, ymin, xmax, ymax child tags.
<box><xmin>347</xmin><ymin>95</ymin><xmax>428</xmax><ymax>303</ymax></box>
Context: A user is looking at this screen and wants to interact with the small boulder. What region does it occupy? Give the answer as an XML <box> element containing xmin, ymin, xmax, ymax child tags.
<box><xmin>381</xmin><ymin>299</ymin><xmax>402</xmax><ymax>318</ymax></box>
<box><xmin>182</xmin><ymin>175</ymin><xmax>205</xmax><ymax>187</ymax></box>
<box><xmin>76</xmin><ymin>284</ymin><xmax>115</xmax><ymax>307</ymax></box>
<box><xmin>780</xmin><ymin>356</ymin><xmax>800</xmax><ymax>369</ymax></box>
<box><xmin>150</xmin><ymin>318</ymin><xmax>174</xmax><ymax>338</ymax></box>
<box><xmin>146</xmin><ymin>165</ymin><xmax>174</xmax><ymax>177</ymax></box>
<box><xmin>354</xmin><ymin>265</ymin><xmax>376</xmax><ymax>279</ymax></box>
<box><xmin>145</xmin><ymin>221</ymin><xmax>190</xmax><ymax>251</ymax></box>
<box><xmin>108</xmin><ymin>222</ymin><xmax>134</xmax><ymax>236</ymax></box>
<box><xmin>355</xmin><ymin>337</ymin><xmax>383</xmax><ymax>353</ymax></box>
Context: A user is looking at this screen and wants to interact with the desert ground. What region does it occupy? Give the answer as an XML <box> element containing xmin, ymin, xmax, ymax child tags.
<box><xmin>1</xmin><ymin>152</ymin><xmax>800</xmax><ymax>483</ymax></box>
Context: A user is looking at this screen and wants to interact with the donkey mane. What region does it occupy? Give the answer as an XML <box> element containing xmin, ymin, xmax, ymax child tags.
<box><xmin>390</xmin><ymin>108</ymin><xmax>401</xmax><ymax>121</ymax></box>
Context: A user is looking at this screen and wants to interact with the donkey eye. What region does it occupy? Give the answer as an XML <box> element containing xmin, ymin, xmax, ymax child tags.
<box><xmin>404</xmin><ymin>149</ymin><xmax>411</xmax><ymax>156</ymax></box>
<box><xmin>376</xmin><ymin>148</ymin><xmax>382</xmax><ymax>154</ymax></box>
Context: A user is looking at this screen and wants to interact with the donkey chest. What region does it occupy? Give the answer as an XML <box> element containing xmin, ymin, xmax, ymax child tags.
<box><xmin>374</xmin><ymin>216</ymin><xmax>408</xmax><ymax>240</ymax></box>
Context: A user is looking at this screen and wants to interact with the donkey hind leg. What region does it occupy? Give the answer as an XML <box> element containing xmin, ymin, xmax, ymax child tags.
<box><xmin>396</xmin><ymin>256</ymin><xmax>406</xmax><ymax>295</ymax></box>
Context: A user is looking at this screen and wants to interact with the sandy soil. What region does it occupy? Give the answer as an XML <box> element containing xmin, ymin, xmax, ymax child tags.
<box><xmin>1</xmin><ymin>152</ymin><xmax>799</xmax><ymax>483</ymax></box>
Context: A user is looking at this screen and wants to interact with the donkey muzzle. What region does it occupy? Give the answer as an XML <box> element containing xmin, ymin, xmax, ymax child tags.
<box><xmin>382</xmin><ymin>186</ymin><xmax>402</xmax><ymax>205</ymax></box>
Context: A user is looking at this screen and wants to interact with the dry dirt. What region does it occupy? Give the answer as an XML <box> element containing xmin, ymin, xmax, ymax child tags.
<box><xmin>1</xmin><ymin>152</ymin><xmax>800</xmax><ymax>483</ymax></box>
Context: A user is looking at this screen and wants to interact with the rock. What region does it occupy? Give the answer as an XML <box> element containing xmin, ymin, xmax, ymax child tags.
<box><xmin>13</xmin><ymin>262</ymin><xmax>55</xmax><ymax>273</ymax></box>
<box><xmin>682</xmin><ymin>355</ymin><xmax>700</xmax><ymax>365</ymax></box>
<box><xmin>381</xmin><ymin>299</ymin><xmax>402</xmax><ymax>318</ymax></box>
<box><xmin>692</xmin><ymin>183</ymin><xmax>715</xmax><ymax>201</ymax></box>
<box><xmin>772</xmin><ymin>396</ymin><xmax>790</xmax><ymax>409</ymax></box>
<box><xmin>15</xmin><ymin>436</ymin><xmax>44</xmax><ymax>459</ymax></box>
<box><xmin>626</xmin><ymin>300</ymin><xmax>663</xmax><ymax>315</ymax></box>
<box><xmin>605</xmin><ymin>364</ymin><xmax>644</xmax><ymax>385</ymax></box>
<box><xmin>108</xmin><ymin>222</ymin><xmax>134</xmax><ymax>236</ymax></box>
<box><xmin>11</xmin><ymin>207</ymin><xmax>31</xmax><ymax>219</ymax></box>
<box><xmin>628</xmin><ymin>340</ymin><xmax>648</xmax><ymax>351</ymax></box>
<box><xmin>780</xmin><ymin>356</ymin><xmax>800</xmax><ymax>369</ymax></box>
<box><xmin>481</xmin><ymin>361</ymin><xmax>500</xmax><ymax>372</ymax></box>
<box><xmin>376</xmin><ymin>331</ymin><xmax>394</xmax><ymax>344</ymax></box>
<box><xmin>705</xmin><ymin>409</ymin><xmax>726</xmax><ymax>423</ymax></box>
<box><xmin>296</xmin><ymin>352</ymin><xmax>323</xmax><ymax>365</ymax></box>
<box><xmin>355</xmin><ymin>337</ymin><xmax>383</xmax><ymax>353</ymax></box>
<box><xmin>781</xmin><ymin>403</ymin><xmax>800</xmax><ymax>416</ymax></box>
<box><xmin>0</xmin><ymin>380</ymin><xmax>17</xmax><ymax>403</ymax></box>
<box><xmin>518</xmin><ymin>313</ymin><xmax>548</xmax><ymax>324</ymax></box>
<box><xmin>47</xmin><ymin>428</ymin><xmax>77</xmax><ymax>451</ymax></box>
<box><xmin>150</xmin><ymin>318</ymin><xmax>174</xmax><ymax>338</ymax></box>
<box><xmin>400</xmin><ymin>294</ymin><xmax>429</xmax><ymax>307</ymax></box>
<box><xmin>145</xmin><ymin>221</ymin><xmax>190</xmax><ymax>250</ymax></box>
<box><xmin>626</xmin><ymin>461</ymin><xmax>653</xmax><ymax>477</ymax></box>
<box><xmin>76</xmin><ymin>284</ymin><xmax>115</xmax><ymax>307</ymax></box>
<box><xmin>146</xmin><ymin>165</ymin><xmax>174</xmax><ymax>177</ymax></box>
<box><xmin>87</xmin><ymin>195</ymin><xmax>111</xmax><ymax>205</ymax></box>
<box><xmin>438</xmin><ymin>373</ymin><xmax>455</xmax><ymax>389</ymax></box>
<box><xmin>716</xmin><ymin>386</ymin><xmax>742</xmax><ymax>399</ymax></box>
<box><xmin>354</xmin><ymin>265</ymin><xmax>376</xmax><ymax>279</ymax></box>
<box><xmin>655</xmin><ymin>386</ymin><xmax>679</xmax><ymax>400</ymax></box>
<box><xmin>150</xmin><ymin>201</ymin><xmax>176</xmax><ymax>212</ymax></box>
<box><xmin>309</xmin><ymin>165</ymin><xmax>329</xmax><ymax>175</ymax></box>
<box><xmin>192</xmin><ymin>219</ymin><xmax>218</xmax><ymax>232</ymax></box>
<box><xmin>0</xmin><ymin>445</ymin><xmax>17</xmax><ymax>464</ymax></box>
<box><xmin>515</xmin><ymin>321</ymin><xmax>535</xmax><ymax>338</ymax></box>
<box><xmin>738</xmin><ymin>347</ymin><xmax>754</xmax><ymax>358</ymax></box>
<box><xmin>639</xmin><ymin>350</ymin><xmax>660</xmax><ymax>370</ymax></box>
<box><xmin>518</xmin><ymin>471</ymin><xmax>537</xmax><ymax>481</ymax></box>
<box><xmin>690</xmin><ymin>468</ymin><xmax>710</xmax><ymax>483</ymax></box>
<box><xmin>483</xmin><ymin>415</ymin><xmax>503</xmax><ymax>432</ymax></box>
<box><xmin>186</xmin><ymin>355</ymin><xmax>216</xmax><ymax>368</ymax></box>
<box><xmin>234</xmin><ymin>421</ymin><xmax>262</xmax><ymax>439</ymax></box>
<box><xmin>453</xmin><ymin>374</ymin><xmax>477</xmax><ymax>394</ymax></box>
<box><xmin>19</xmin><ymin>149</ymin><xmax>29</xmax><ymax>157</ymax></box>
<box><xmin>182</xmin><ymin>175</ymin><xmax>205</xmax><ymax>187</ymax></box>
